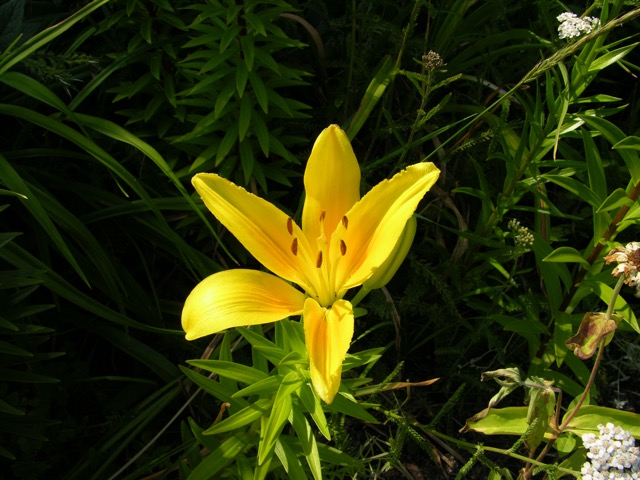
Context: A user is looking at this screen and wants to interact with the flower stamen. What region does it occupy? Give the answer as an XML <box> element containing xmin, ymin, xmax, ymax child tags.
<box><xmin>291</xmin><ymin>238</ymin><xmax>298</xmax><ymax>256</ymax></box>
<box><xmin>340</xmin><ymin>239</ymin><xmax>347</xmax><ymax>256</ymax></box>
<box><xmin>287</xmin><ymin>217</ymin><xmax>294</xmax><ymax>235</ymax></box>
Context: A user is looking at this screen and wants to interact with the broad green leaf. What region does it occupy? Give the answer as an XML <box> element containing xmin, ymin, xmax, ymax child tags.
<box><xmin>204</xmin><ymin>398</ymin><xmax>271</xmax><ymax>435</ymax></box>
<box><xmin>461</xmin><ymin>407</ymin><xmax>532</xmax><ymax>436</ymax></box>
<box><xmin>564</xmin><ymin>405</ymin><xmax>640</xmax><ymax>437</ymax></box>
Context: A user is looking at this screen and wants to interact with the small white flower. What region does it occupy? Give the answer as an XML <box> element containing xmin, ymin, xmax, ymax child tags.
<box><xmin>582</xmin><ymin>424</ymin><xmax>640</xmax><ymax>478</ymax></box>
<box><xmin>557</xmin><ymin>11</ymin><xmax>600</xmax><ymax>39</ymax></box>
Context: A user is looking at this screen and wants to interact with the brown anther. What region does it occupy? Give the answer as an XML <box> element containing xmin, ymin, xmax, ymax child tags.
<box><xmin>316</xmin><ymin>251</ymin><xmax>323</xmax><ymax>268</ymax></box>
<box><xmin>287</xmin><ymin>217</ymin><xmax>294</xmax><ymax>235</ymax></box>
<box><xmin>291</xmin><ymin>238</ymin><xmax>298</xmax><ymax>256</ymax></box>
<box><xmin>319</xmin><ymin>211</ymin><xmax>326</xmax><ymax>222</ymax></box>
<box><xmin>342</xmin><ymin>215</ymin><xmax>349</xmax><ymax>229</ymax></box>
<box><xmin>340</xmin><ymin>240</ymin><xmax>347</xmax><ymax>256</ymax></box>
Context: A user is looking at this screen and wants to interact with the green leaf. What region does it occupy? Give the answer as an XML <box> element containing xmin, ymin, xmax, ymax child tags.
<box><xmin>220</xmin><ymin>25</ymin><xmax>241</xmax><ymax>53</ymax></box>
<box><xmin>579</xmin><ymin>115</ymin><xmax>640</xmax><ymax>182</ymax></box>
<box><xmin>588</xmin><ymin>42</ymin><xmax>639</xmax><ymax>72</ymax></box>
<box><xmin>542</xmin><ymin>174</ymin><xmax>601</xmax><ymax>208</ymax></box>
<box><xmin>325</xmin><ymin>393</ymin><xmax>378</xmax><ymax>423</ymax></box>
<box><xmin>290</xmin><ymin>407</ymin><xmax>322</xmax><ymax>480</ymax></box>
<box><xmin>180</xmin><ymin>366</ymin><xmax>249</xmax><ymax>408</ymax></box>
<box><xmin>257</xmin><ymin>371</ymin><xmax>302</xmax><ymax>464</ymax></box>
<box><xmin>461</xmin><ymin>407</ymin><xmax>532</xmax><ymax>437</ymax></box>
<box><xmin>596</xmin><ymin>188</ymin><xmax>633</xmax><ymax>213</ymax></box>
<box><xmin>187</xmin><ymin>360</ymin><xmax>269</xmax><ymax>385</ymax></box>
<box><xmin>204</xmin><ymin>398</ymin><xmax>271</xmax><ymax>435</ymax></box>
<box><xmin>0</xmin><ymin>0</ymin><xmax>111</xmax><ymax>76</ymax></box>
<box><xmin>542</xmin><ymin>246</ymin><xmax>589</xmax><ymax>267</ymax></box>
<box><xmin>188</xmin><ymin>431</ymin><xmax>248</xmax><ymax>480</ymax></box>
<box><xmin>238</xmin><ymin>95</ymin><xmax>252</xmax><ymax>141</ymax></box>
<box><xmin>565</xmin><ymin>405</ymin><xmax>640</xmax><ymax>437</ymax></box>
<box><xmin>216</xmin><ymin>123</ymin><xmax>239</xmax><ymax>165</ymax></box>
<box><xmin>236</xmin><ymin>62</ymin><xmax>249</xmax><ymax>97</ymax></box>
<box><xmin>233</xmin><ymin>376</ymin><xmax>282</xmax><ymax>398</ymax></box>
<box><xmin>613</xmin><ymin>135</ymin><xmax>640</xmax><ymax>151</ymax></box>
<box><xmin>240</xmin><ymin>36</ymin><xmax>254</xmax><ymax>71</ymax></box>
<box><xmin>249</xmin><ymin>73</ymin><xmax>269</xmax><ymax>113</ymax></box>
<box><xmin>0</xmin><ymin>154</ymin><xmax>88</xmax><ymax>285</ymax></box>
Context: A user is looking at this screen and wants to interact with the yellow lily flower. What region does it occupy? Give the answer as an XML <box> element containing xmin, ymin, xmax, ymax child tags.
<box><xmin>182</xmin><ymin>125</ymin><xmax>440</xmax><ymax>404</ymax></box>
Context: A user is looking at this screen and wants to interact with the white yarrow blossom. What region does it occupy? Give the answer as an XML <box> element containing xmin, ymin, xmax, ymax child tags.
<box><xmin>581</xmin><ymin>423</ymin><xmax>640</xmax><ymax>479</ymax></box>
<box><xmin>557</xmin><ymin>12</ymin><xmax>600</xmax><ymax>39</ymax></box>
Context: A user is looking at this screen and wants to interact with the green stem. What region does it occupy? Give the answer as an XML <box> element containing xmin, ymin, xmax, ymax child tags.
<box><xmin>521</xmin><ymin>275</ymin><xmax>626</xmax><ymax>479</ymax></box>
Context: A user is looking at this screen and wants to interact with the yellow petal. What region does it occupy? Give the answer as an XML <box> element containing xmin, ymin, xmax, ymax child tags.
<box><xmin>182</xmin><ymin>269</ymin><xmax>306</xmax><ymax>340</ymax></box>
<box><xmin>302</xmin><ymin>125</ymin><xmax>361</xmax><ymax>247</ymax></box>
<box><xmin>192</xmin><ymin>173</ymin><xmax>318</xmax><ymax>295</ymax></box>
<box><xmin>303</xmin><ymin>297</ymin><xmax>354</xmax><ymax>404</ymax></box>
<box><xmin>331</xmin><ymin>162</ymin><xmax>440</xmax><ymax>290</ymax></box>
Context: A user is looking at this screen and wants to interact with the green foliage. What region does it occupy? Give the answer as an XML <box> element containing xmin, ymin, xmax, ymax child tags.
<box><xmin>2</xmin><ymin>0</ymin><xmax>640</xmax><ymax>478</ymax></box>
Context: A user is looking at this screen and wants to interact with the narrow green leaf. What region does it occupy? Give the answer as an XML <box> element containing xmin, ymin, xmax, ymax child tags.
<box><xmin>0</xmin><ymin>0</ymin><xmax>110</xmax><ymax>76</ymax></box>
<box><xmin>187</xmin><ymin>360</ymin><xmax>269</xmax><ymax>385</ymax></box>
<box><xmin>542</xmin><ymin>246</ymin><xmax>589</xmax><ymax>267</ymax></box>
<box><xmin>257</xmin><ymin>371</ymin><xmax>301</xmax><ymax>464</ymax></box>
<box><xmin>346</xmin><ymin>54</ymin><xmax>394</xmax><ymax>140</ymax></box>
<box><xmin>238</xmin><ymin>95</ymin><xmax>252</xmax><ymax>141</ymax></box>
<box><xmin>596</xmin><ymin>188</ymin><xmax>633</xmax><ymax>213</ymax></box>
<box><xmin>204</xmin><ymin>398</ymin><xmax>271</xmax><ymax>435</ymax></box>
<box><xmin>188</xmin><ymin>431</ymin><xmax>248</xmax><ymax>480</ymax></box>
<box><xmin>0</xmin><ymin>154</ymin><xmax>88</xmax><ymax>284</ymax></box>
<box><xmin>249</xmin><ymin>73</ymin><xmax>269</xmax><ymax>113</ymax></box>
<box><xmin>588</xmin><ymin>42</ymin><xmax>639</xmax><ymax>72</ymax></box>
<box><xmin>240</xmin><ymin>36</ymin><xmax>255</xmax><ymax>71</ymax></box>
<box><xmin>291</xmin><ymin>407</ymin><xmax>322</xmax><ymax>480</ymax></box>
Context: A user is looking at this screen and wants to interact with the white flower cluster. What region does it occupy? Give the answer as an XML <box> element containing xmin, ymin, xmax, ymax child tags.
<box><xmin>581</xmin><ymin>423</ymin><xmax>640</xmax><ymax>479</ymax></box>
<box><xmin>557</xmin><ymin>12</ymin><xmax>600</xmax><ymax>39</ymax></box>
<box><xmin>507</xmin><ymin>219</ymin><xmax>534</xmax><ymax>248</ymax></box>
<box><xmin>604</xmin><ymin>242</ymin><xmax>640</xmax><ymax>297</ymax></box>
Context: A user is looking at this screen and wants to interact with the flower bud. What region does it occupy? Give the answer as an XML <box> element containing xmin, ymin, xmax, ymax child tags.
<box><xmin>363</xmin><ymin>215</ymin><xmax>417</xmax><ymax>291</ymax></box>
